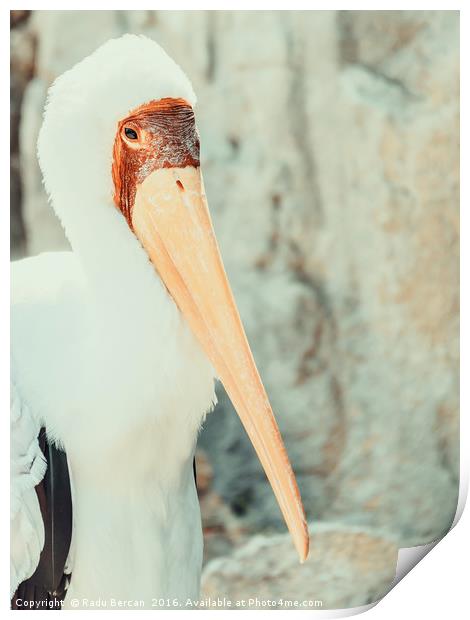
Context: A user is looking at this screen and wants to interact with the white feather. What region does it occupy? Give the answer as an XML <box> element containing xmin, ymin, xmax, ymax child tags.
<box><xmin>10</xmin><ymin>378</ymin><xmax>46</xmax><ymax>598</ymax></box>
<box><xmin>11</xmin><ymin>36</ymin><xmax>217</xmax><ymax>607</ymax></box>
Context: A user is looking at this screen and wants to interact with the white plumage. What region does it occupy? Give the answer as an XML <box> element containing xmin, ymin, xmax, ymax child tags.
<box><xmin>10</xmin><ymin>377</ymin><xmax>46</xmax><ymax>595</ymax></box>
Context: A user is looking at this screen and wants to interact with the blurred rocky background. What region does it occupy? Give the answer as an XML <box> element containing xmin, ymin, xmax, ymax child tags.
<box><xmin>10</xmin><ymin>10</ymin><xmax>459</xmax><ymax>609</ymax></box>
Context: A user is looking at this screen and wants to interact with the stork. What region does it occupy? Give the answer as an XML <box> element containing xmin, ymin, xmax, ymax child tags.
<box><xmin>11</xmin><ymin>35</ymin><xmax>308</xmax><ymax>610</ymax></box>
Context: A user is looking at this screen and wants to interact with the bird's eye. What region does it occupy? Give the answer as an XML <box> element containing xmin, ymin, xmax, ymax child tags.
<box><xmin>124</xmin><ymin>127</ymin><xmax>138</xmax><ymax>140</ymax></box>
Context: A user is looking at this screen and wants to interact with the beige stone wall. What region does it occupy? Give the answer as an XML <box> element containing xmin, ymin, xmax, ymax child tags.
<box><xmin>11</xmin><ymin>10</ymin><xmax>459</xmax><ymax>607</ymax></box>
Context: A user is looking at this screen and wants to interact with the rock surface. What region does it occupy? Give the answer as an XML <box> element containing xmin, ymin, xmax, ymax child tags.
<box><xmin>11</xmin><ymin>10</ymin><xmax>459</xmax><ymax>607</ymax></box>
<box><xmin>202</xmin><ymin>522</ymin><xmax>398</xmax><ymax>609</ymax></box>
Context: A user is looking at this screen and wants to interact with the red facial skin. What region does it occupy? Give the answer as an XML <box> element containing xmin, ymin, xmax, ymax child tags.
<box><xmin>112</xmin><ymin>98</ymin><xmax>200</xmax><ymax>229</ymax></box>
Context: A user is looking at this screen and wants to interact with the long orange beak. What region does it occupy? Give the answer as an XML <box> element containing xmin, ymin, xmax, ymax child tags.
<box><xmin>132</xmin><ymin>166</ymin><xmax>309</xmax><ymax>562</ymax></box>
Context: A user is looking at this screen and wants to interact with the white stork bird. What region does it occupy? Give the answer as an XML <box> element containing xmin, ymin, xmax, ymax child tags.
<box><xmin>11</xmin><ymin>35</ymin><xmax>308</xmax><ymax>609</ymax></box>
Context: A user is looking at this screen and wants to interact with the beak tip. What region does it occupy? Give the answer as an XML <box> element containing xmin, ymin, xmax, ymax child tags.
<box><xmin>298</xmin><ymin>521</ymin><xmax>310</xmax><ymax>564</ymax></box>
<box><xmin>294</xmin><ymin>521</ymin><xmax>310</xmax><ymax>563</ymax></box>
<box><xmin>300</xmin><ymin>541</ymin><xmax>310</xmax><ymax>564</ymax></box>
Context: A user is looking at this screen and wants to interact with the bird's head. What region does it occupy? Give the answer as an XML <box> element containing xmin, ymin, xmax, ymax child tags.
<box><xmin>38</xmin><ymin>35</ymin><xmax>309</xmax><ymax>562</ymax></box>
<box><xmin>111</xmin><ymin>97</ymin><xmax>200</xmax><ymax>228</ymax></box>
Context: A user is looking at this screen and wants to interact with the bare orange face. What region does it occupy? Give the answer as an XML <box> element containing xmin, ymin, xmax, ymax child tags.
<box><xmin>112</xmin><ymin>98</ymin><xmax>199</xmax><ymax>228</ymax></box>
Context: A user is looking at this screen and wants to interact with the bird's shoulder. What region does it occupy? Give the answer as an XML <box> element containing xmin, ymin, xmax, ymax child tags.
<box><xmin>11</xmin><ymin>251</ymin><xmax>88</xmax><ymax>433</ymax></box>
<box><xmin>11</xmin><ymin>251</ymin><xmax>85</xmax><ymax>307</ymax></box>
<box><xmin>11</xmin><ymin>251</ymin><xmax>87</xmax><ymax>366</ymax></box>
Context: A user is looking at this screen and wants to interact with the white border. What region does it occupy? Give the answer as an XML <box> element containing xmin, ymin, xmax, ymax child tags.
<box><xmin>4</xmin><ymin>4</ymin><xmax>465</xmax><ymax>617</ymax></box>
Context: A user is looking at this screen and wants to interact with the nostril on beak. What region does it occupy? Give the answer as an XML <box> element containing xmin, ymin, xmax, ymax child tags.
<box><xmin>176</xmin><ymin>180</ymin><xmax>184</xmax><ymax>191</ymax></box>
